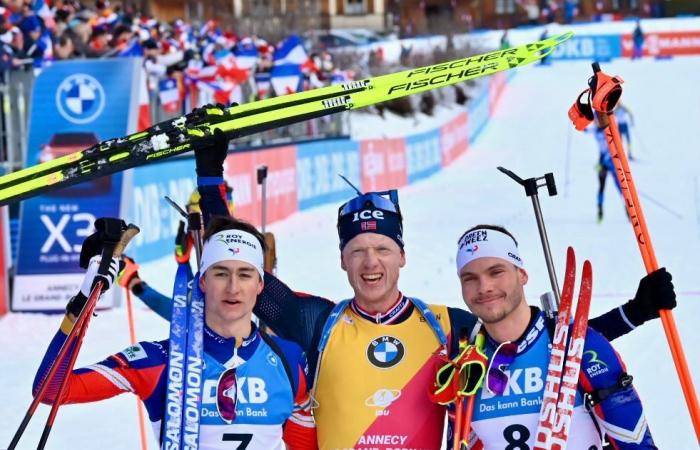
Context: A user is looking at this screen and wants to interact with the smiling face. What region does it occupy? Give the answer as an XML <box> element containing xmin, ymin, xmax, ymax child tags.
<box><xmin>200</xmin><ymin>259</ymin><xmax>263</xmax><ymax>332</ymax></box>
<box><xmin>458</xmin><ymin>256</ymin><xmax>529</xmax><ymax>325</ymax></box>
<box><xmin>341</xmin><ymin>233</ymin><xmax>405</xmax><ymax>313</ymax></box>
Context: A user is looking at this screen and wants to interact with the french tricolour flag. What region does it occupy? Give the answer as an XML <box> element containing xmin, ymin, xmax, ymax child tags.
<box><xmin>254</xmin><ymin>72</ymin><xmax>271</xmax><ymax>98</ymax></box>
<box><xmin>158</xmin><ymin>78</ymin><xmax>180</xmax><ymax>113</ymax></box>
<box><xmin>234</xmin><ymin>38</ymin><xmax>258</xmax><ymax>71</ymax></box>
<box><xmin>270</xmin><ymin>35</ymin><xmax>307</xmax><ymax>96</ymax></box>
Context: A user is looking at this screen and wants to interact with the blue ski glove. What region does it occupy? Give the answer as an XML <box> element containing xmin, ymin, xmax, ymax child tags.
<box><xmin>623</xmin><ymin>267</ymin><xmax>677</xmax><ymax>326</ymax></box>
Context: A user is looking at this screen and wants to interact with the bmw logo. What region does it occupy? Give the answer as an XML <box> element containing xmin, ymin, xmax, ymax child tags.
<box><xmin>367</xmin><ymin>336</ymin><xmax>405</xmax><ymax>369</ymax></box>
<box><xmin>56</xmin><ymin>74</ymin><xmax>106</xmax><ymax>124</ymax></box>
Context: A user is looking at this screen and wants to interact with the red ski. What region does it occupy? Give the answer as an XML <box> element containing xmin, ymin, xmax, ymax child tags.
<box><xmin>550</xmin><ymin>260</ymin><xmax>593</xmax><ymax>450</ymax></box>
<box><xmin>534</xmin><ymin>248</ymin><xmax>593</xmax><ymax>450</ymax></box>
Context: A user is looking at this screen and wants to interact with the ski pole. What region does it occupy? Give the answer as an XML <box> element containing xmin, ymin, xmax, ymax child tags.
<box><xmin>36</xmin><ymin>224</ymin><xmax>140</xmax><ymax>450</ymax></box>
<box><xmin>188</xmin><ymin>212</ymin><xmax>203</xmax><ymax>271</ymax></box>
<box><xmin>125</xmin><ymin>287</ymin><xmax>149</xmax><ymax>450</ymax></box>
<box><xmin>257</xmin><ymin>165</ymin><xmax>268</xmax><ymax>232</ymax></box>
<box><xmin>497</xmin><ymin>166</ymin><xmax>561</xmax><ymax>309</ymax></box>
<box><xmin>6</xmin><ymin>223</ymin><xmax>138</xmax><ymax>449</ymax></box>
<box><xmin>583</xmin><ymin>62</ymin><xmax>700</xmax><ymax>443</ymax></box>
<box><xmin>453</xmin><ymin>397</ymin><xmax>465</xmax><ymax>450</ymax></box>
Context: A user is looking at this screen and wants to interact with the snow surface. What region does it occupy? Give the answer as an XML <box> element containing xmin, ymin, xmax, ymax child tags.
<box><xmin>2</xmin><ymin>47</ymin><xmax>700</xmax><ymax>450</ymax></box>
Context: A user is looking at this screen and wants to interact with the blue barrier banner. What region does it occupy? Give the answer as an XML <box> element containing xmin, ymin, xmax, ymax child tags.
<box><xmin>124</xmin><ymin>158</ymin><xmax>197</xmax><ymax>263</ymax></box>
<box><xmin>296</xmin><ymin>139</ymin><xmax>361</xmax><ymax>210</ymax></box>
<box><xmin>13</xmin><ymin>58</ymin><xmax>140</xmax><ymax>311</ymax></box>
<box><xmin>549</xmin><ymin>34</ymin><xmax>621</xmax><ymax>60</ymax></box>
<box><xmin>467</xmin><ymin>88</ymin><xmax>490</xmax><ymax>142</ymax></box>
<box><xmin>406</xmin><ymin>129</ymin><xmax>441</xmax><ymax>184</ymax></box>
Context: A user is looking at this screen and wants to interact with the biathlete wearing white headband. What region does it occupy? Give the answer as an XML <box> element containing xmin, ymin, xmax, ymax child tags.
<box><xmin>456</xmin><ymin>227</ymin><xmax>524</xmax><ymax>274</ymax></box>
<box><xmin>200</xmin><ymin>229</ymin><xmax>265</xmax><ymax>279</ymax></box>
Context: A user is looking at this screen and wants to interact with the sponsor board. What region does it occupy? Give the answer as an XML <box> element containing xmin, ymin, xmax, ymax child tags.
<box><xmin>296</xmin><ymin>139</ymin><xmax>360</xmax><ymax>210</ymax></box>
<box><xmin>13</xmin><ymin>58</ymin><xmax>141</xmax><ymax>311</ymax></box>
<box><xmin>225</xmin><ymin>145</ymin><xmax>298</xmax><ymax>226</ymax></box>
<box><xmin>622</xmin><ymin>31</ymin><xmax>700</xmax><ymax>57</ymax></box>
<box><xmin>126</xmin><ymin>158</ymin><xmax>197</xmax><ymax>263</ymax></box>
<box><xmin>549</xmin><ymin>34</ymin><xmax>621</xmax><ymax>60</ymax></box>
<box><xmin>405</xmin><ymin>129</ymin><xmax>442</xmax><ymax>184</ymax></box>
<box><xmin>360</xmin><ymin>138</ymin><xmax>407</xmax><ymax>192</ymax></box>
<box><xmin>440</xmin><ymin>111</ymin><xmax>468</xmax><ymax>167</ymax></box>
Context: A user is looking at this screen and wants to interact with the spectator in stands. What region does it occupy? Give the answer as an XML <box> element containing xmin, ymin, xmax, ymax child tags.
<box><xmin>54</xmin><ymin>33</ymin><xmax>75</xmax><ymax>60</ymax></box>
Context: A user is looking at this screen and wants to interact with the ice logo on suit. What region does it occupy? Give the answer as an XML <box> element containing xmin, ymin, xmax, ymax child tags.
<box><xmin>56</xmin><ymin>74</ymin><xmax>106</xmax><ymax>124</ymax></box>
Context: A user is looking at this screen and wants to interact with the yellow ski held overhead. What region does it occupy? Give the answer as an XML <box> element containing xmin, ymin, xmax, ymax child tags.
<box><xmin>0</xmin><ymin>32</ymin><xmax>572</xmax><ymax>205</ymax></box>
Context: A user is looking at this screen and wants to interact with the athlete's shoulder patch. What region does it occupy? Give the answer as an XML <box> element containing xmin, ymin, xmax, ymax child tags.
<box><xmin>121</xmin><ymin>343</ymin><xmax>148</xmax><ymax>362</ymax></box>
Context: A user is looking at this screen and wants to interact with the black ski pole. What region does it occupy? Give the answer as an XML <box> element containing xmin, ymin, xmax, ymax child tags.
<box><xmin>189</xmin><ymin>212</ymin><xmax>203</xmax><ymax>271</ymax></box>
<box><xmin>498</xmin><ymin>167</ymin><xmax>560</xmax><ymax>312</ymax></box>
<box><xmin>257</xmin><ymin>165</ymin><xmax>268</xmax><ymax>233</ymax></box>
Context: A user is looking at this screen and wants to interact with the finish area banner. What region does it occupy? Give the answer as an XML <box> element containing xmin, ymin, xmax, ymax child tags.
<box><xmin>13</xmin><ymin>59</ymin><xmax>141</xmax><ymax>312</ymax></box>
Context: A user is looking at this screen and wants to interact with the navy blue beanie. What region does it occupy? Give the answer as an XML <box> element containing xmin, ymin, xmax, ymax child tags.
<box><xmin>337</xmin><ymin>202</ymin><xmax>404</xmax><ymax>251</ymax></box>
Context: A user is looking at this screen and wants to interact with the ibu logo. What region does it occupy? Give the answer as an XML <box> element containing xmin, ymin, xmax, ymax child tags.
<box><xmin>56</xmin><ymin>74</ymin><xmax>106</xmax><ymax>124</ymax></box>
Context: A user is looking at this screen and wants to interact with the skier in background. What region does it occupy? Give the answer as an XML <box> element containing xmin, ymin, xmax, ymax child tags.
<box><xmin>632</xmin><ymin>19</ymin><xmax>645</xmax><ymax>59</ymax></box>
<box><xmin>615</xmin><ymin>101</ymin><xmax>636</xmax><ymax>160</ymax></box>
<box><xmin>592</xmin><ymin>123</ymin><xmax>622</xmax><ymax>222</ymax></box>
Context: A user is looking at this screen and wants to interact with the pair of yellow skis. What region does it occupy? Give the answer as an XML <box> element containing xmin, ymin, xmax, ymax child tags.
<box><xmin>0</xmin><ymin>32</ymin><xmax>572</xmax><ymax>206</ymax></box>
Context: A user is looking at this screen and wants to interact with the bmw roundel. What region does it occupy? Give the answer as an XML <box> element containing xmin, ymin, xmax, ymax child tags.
<box><xmin>55</xmin><ymin>74</ymin><xmax>106</xmax><ymax>124</ymax></box>
<box><xmin>367</xmin><ymin>335</ymin><xmax>405</xmax><ymax>368</ymax></box>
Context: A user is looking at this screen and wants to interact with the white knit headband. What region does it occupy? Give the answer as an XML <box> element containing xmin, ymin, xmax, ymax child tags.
<box><xmin>456</xmin><ymin>228</ymin><xmax>523</xmax><ymax>274</ymax></box>
<box><xmin>200</xmin><ymin>229</ymin><xmax>265</xmax><ymax>279</ymax></box>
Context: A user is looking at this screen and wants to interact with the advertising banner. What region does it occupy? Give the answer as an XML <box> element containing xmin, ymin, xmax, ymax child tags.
<box><xmin>0</xmin><ymin>206</ymin><xmax>9</xmax><ymax>316</ymax></box>
<box><xmin>124</xmin><ymin>158</ymin><xmax>197</xmax><ymax>264</ymax></box>
<box><xmin>296</xmin><ymin>139</ymin><xmax>361</xmax><ymax>210</ymax></box>
<box><xmin>440</xmin><ymin>112</ymin><xmax>469</xmax><ymax>167</ymax></box>
<box><xmin>489</xmin><ymin>72</ymin><xmax>508</xmax><ymax>115</ymax></box>
<box><xmin>405</xmin><ymin>129</ymin><xmax>442</xmax><ymax>184</ymax></box>
<box><xmin>13</xmin><ymin>58</ymin><xmax>141</xmax><ymax>312</ymax></box>
<box><xmin>549</xmin><ymin>34</ymin><xmax>621</xmax><ymax>60</ymax></box>
<box><xmin>224</xmin><ymin>145</ymin><xmax>298</xmax><ymax>226</ymax></box>
<box><xmin>360</xmin><ymin>138</ymin><xmax>407</xmax><ymax>193</ymax></box>
<box><xmin>622</xmin><ymin>31</ymin><xmax>700</xmax><ymax>57</ymax></box>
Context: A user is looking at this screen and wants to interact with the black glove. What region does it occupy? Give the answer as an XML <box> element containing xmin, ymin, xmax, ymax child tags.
<box><xmin>79</xmin><ymin>218</ymin><xmax>127</xmax><ymax>269</ymax></box>
<box><xmin>622</xmin><ymin>267</ymin><xmax>677</xmax><ymax>326</ymax></box>
<box><xmin>195</xmin><ymin>127</ymin><xmax>229</xmax><ymax>178</ymax></box>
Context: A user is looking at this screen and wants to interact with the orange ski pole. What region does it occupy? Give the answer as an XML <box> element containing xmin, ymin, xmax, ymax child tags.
<box><xmin>459</xmin><ymin>395</ymin><xmax>477</xmax><ymax>449</ymax></box>
<box><xmin>125</xmin><ymin>288</ymin><xmax>149</xmax><ymax>450</ymax></box>
<box><xmin>453</xmin><ymin>396</ymin><xmax>464</xmax><ymax>450</ymax></box>
<box><xmin>588</xmin><ymin>62</ymin><xmax>700</xmax><ymax>443</ymax></box>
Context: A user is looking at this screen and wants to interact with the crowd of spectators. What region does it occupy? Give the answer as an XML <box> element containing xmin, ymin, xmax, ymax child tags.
<box><xmin>0</xmin><ymin>0</ymin><xmax>346</xmax><ymax>110</ymax></box>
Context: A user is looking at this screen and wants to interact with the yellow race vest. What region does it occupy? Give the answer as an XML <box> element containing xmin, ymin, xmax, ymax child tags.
<box><xmin>314</xmin><ymin>302</ymin><xmax>451</xmax><ymax>450</ymax></box>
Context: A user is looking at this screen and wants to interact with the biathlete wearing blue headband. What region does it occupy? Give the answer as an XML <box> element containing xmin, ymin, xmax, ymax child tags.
<box><xmin>185</xmin><ymin>139</ymin><xmax>676</xmax><ymax>449</ymax></box>
<box><xmin>32</xmin><ymin>216</ymin><xmax>317</xmax><ymax>450</ymax></box>
<box><xmin>455</xmin><ymin>225</ymin><xmax>656</xmax><ymax>449</ymax></box>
